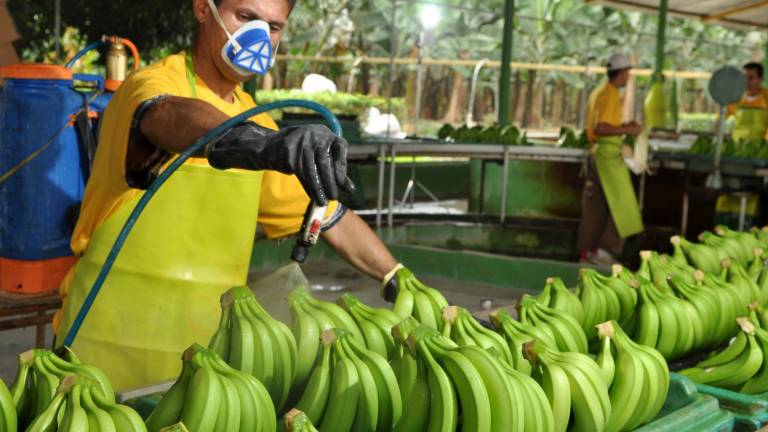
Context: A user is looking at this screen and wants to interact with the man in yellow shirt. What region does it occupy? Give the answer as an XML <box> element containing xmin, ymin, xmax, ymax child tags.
<box><xmin>578</xmin><ymin>54</ymin><xmax>644</xmax><ymax>266</ymax></box>
<box><xmin>726</xmin><ymin>63</ymin><xmax>768</xmax><ymax>142</ymax></box>
<box><xmin>54</xmin><ymin>0</ymin><xmax>420</xmax><ymax>391</ymax></box>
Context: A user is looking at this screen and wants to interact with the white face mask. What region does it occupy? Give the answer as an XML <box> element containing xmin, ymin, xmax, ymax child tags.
<box><xmin>207</xmin><ymin>0</ymin><xmax>279</xmax><ymax>77</ymax></box>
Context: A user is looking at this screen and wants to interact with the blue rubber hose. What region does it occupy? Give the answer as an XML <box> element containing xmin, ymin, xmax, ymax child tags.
<box><xmin>65</xmin><ymin>41</ymin><xmax>106</xmax><ymax>69</ymax></box>
<box><xmin>62</xmin><ymin>99</ymin><xmax>343</xmax><ymax>347</ymax></box>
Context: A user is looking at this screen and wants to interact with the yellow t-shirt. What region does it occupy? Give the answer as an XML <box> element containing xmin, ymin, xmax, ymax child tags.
<box><xmin>71</xmin><ymin>52</ymin><xmax>337</xmax><ymax>257</ymax></box>
<box><xmin>727</xmin><ymin>88</ymin><xmax>768</xmax><ymax>117</ymax></box>
<box><xmin>587</xmin><ymin>82</ymin><xmax>623</xmax><ymax>144</ymax></box>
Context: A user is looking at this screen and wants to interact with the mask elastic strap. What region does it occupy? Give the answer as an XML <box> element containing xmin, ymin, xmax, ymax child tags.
<box><xmin>271</xmin><ymin>42</ymin><xmax>280</xmax><ymax>67</ymax></box>
<box><xmin>207</xmin><ymin>0</ymin><xmax>242</xmax><ymax>53</ymax></box>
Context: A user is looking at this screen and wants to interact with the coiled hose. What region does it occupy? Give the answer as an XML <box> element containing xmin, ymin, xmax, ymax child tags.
<box><xmin>62</xmin><ymin>100</ymin><xmax>342</xmax><ymax>347</ymax></box>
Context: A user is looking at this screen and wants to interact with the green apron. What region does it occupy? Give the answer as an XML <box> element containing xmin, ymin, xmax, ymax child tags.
<box><xmin>594</xmin><ymin>136</ymin><xmax>644</xmax><ymax>239</ymax></box>
<box><xmin>732</xmin><ymin>100</ymin><xmax>768</xmax><ymax>142</ymax></box>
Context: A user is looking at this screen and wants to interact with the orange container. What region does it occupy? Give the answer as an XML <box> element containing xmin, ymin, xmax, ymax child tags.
<box><xmin>0</xmin><ymin>256</ymin><xmax>75</xmax><ymax>294</ymax></box>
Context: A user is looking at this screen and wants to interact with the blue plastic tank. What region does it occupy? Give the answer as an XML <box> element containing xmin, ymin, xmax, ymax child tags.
<box><xmin>0</xmin><ymin>64</ymin><xmax>111</xmax><ymax>260</ymax></box>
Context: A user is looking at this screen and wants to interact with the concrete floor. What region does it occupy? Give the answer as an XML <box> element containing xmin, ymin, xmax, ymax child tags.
<box><xmin>1</xmin><ymin>260</ymin><xmax>531</xmax><ymax>386</ymax></box>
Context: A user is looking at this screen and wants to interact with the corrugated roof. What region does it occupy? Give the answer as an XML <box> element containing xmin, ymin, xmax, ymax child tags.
<box><xmin>585</xmin><ymin>0</ymin><xmax>768</xmax><ymax>31</ymax></box>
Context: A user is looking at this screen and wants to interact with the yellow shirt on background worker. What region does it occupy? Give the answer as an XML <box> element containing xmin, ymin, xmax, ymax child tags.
<box><xmin>586</xmin><ymin>82</ymin><xmax>623</xmax><ymax>144</ymax></box>
<box><xmin>727</xmin><ymin>88</ymin><xmax>768</xmax><ymax>140</ymax></box>
<box><xmin>727</xmin><ymin>88</ymin><xmax>768</xmax><ymax>116</ymax></box>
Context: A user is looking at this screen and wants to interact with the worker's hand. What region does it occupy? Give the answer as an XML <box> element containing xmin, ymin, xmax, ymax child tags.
<box><xmin>381</xmin><ymin>263</ymin><xmax>406</xmax><ymax>302</ymax></box>
<box><xmin>624</xmin><ymin>121</ymin><xmax>642</xmax><ymax>137</ymax></box>
<box><xmin>206</xmin><ymin>122</ymin><xmax>355</xmax><ymax>205</ymax></box>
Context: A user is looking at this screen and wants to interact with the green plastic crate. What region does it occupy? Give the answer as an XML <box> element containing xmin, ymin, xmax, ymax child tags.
<box><xmin>637</xmin><ymin>373</ymin><xmax>734</xmax><ymax>431</ymax></box>
<box><xmin>696</xmin><ymin>383</ymin><xmax>768</xmax><ymax>431</ymax></box>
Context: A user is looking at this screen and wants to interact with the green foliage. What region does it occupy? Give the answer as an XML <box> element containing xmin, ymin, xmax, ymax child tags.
<box><xmin>438</xmin><ymin>122</ymin><xmax>524</xmax><ymax>145</ymax></box>
<box><xmin>254</xmin><ymin>90</ymin><xmax>404</xmax><ymax>117</ymax></box>
<box><xmin>688</xmin><ymin>134</ymin><xmax>768</xmax><ymax>160</ymax></box>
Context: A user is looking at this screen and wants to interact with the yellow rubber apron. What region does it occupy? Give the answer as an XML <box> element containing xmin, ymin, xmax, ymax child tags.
<box><xmin>594</xmin><ymin>136</ymin><xmax>644</xmax><ymax>239</ymax></box>
<box><xmin>55</xmin><ymin>56</ymin><xmax>264</xmax><ymax>392</ymax></box>
<box><xmin>732</xmin><ymin>102</ymin><xmax>768</xmax><ymax>142</ymax></box>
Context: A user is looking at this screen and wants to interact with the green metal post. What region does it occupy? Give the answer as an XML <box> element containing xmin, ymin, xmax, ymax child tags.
<box><xmin>764</xmin><ymin>36</ymin><xmax>768</xmax><ymax>87</ymax></box>
<box><xmin>653</xmin><ymin>0</ymin><xmax>669</xmax><ymax>82</ymax></box>
<box><xmin>498</xmin><ymin>0</ymin><xmax>515</xmax><ymax>125</ymax></box>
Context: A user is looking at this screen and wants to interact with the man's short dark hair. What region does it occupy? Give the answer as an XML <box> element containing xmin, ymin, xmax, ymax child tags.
<box><xmin>607</xmin><ymin>69</ymin><xmax>622</xmax><ymax>80</ymax></box>
<box><xmin>213</xmin><ymin>0</ymin><xmax>297</xmax><ymax>8</ymax></box>
<box><xmin>744</xmin><ymin>62</ymin><xmax>764</xmax><ymax>78</ymax></box>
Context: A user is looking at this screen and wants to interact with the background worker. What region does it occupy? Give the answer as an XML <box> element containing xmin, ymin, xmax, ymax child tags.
<box><xmin>727</xmin><ymin>62</ymin><xmax>768</xmax><ymax>142</ymax></box>
<box><xmin>54</xmin><ymin>0</ymin><xmax>419</xmax><ymax>391</ymax></box>
<box><xmin>578</xmin><ymin>53</ymin><xmax>644</xmax><ymax>266</ymax></box>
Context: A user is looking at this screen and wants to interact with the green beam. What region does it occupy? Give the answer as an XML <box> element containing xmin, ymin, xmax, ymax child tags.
<box><xmin>653</xmin><ymin>0</ymin><xmax>669</xmax><ymax>81</ymax></box>
<box><xmin>498</xmin><ymin>0</ymin><xmax>515</xmax><ymax>125</ymax></box>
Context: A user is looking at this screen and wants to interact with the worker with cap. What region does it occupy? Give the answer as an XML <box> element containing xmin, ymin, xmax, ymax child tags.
<box><xmin>54</xmin><ymin>0</ymin><xmax>427</xmax><ymax>391</ymax></box>
<box><xmin>577</xmin><ymin>53</ymin><xmax>644</xmax><ymax>266</ymax></box>
<box><xmin>726</xmin><ymin>62</ymin><xmax>768</xmax><ymax>142</ymax></box>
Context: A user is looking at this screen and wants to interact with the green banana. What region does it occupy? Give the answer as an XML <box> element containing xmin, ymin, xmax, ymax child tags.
<box><xmin>392</xmin><ymin>355</ymin><xmax>430</xmax><ymax>432</ymax></box>
<box><xmin>0</xmin><ymin>378</ymin><xmax>17</xmax><ymax>432</ymax></box>
<box><xmin>180</xmin><ymin>367</ymin><xmax>222</xmax><ymax>431</ymax></box>
<box><xmin>59</xmin><ymin>382</ymin><xmax>89</xmax><ymax>432</ymax></box>
<box><xmin>518</xmin><ymin>295</ymin><xmax>588</xmax><ymax>353</ymax></box>
<box><xmin>24</xmin><ymin>392</ymin><xmax>65</xmax><ymax>432</ymax></box>
<box><xmin>81</xmin><ymin>386</ymin><xmax>116</xmax><ymax>432</ymax></box>
<box><xmin>145</xmin><ymin>362</ymin><xmax>193</xmax><ymax>431</ymax></box>
<box><xmin>289</xmin><ymin>297</ymin><xmax>321</xmax><ymax>389</ymax></box>
<box><xmin>318</xmin><ymin>341</ymin><xmax>360</xmax><ymax>432</ymax></box>
<box><xmin>680</xmin><ymin>318</ymin><xmax>764</xmax><ymax>390</ymax></box>
<box><xmin>295</xmin><ymin>343</ymin><xmax>332</xmax><ymax>424</ymax></box>
<box><xmin>343</xmin><ymin>336</ymin><xmax>402</xmax><ymax>432</ymax></box>
<box><xmin>740</xmin><ymin>326</ymin><xmax>768</xmax><ymax>394</ymax></box>
<box><xmin>595</xmin><ymin>328</ymin><xmax>615</xmax><ymax>385</ymax></box>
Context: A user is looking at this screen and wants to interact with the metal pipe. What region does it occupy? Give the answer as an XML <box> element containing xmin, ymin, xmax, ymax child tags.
<box><xmin>387</xmin><ymin>144</ymin><xmax>398</xmax><ymax>228</ymax></box>
<box><xmin>654</xmin><ymin>0</ymin><xmax>669</xmax><ymax>80</ymax></box>
<box><xmin>498</xmin><ymin>0</ymin><xmax>515</xmax><ymax>125</ymax></box>
<box><xmin>385</xmin><ymin>0</ymin><xmax>397</xmax><ymax>139</ymax></box>
<box><xmin>467</xmin><ymin>59</ymin><xmax>490</xmax><ymax>125</ymax></box>
<box><xmin>500</xmin><ymin>146</ymin><xmax>510</xmax><ymax>223</ymax></box>
<box><xmin>376</xmin><ymin>143</ymin><xmax>386</xmax><ymax>228</ymax></box>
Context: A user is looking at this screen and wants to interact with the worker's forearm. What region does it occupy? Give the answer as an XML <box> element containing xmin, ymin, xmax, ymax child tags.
<box><xmin>139</xmin><ymin>96</ymin><xmax>229</xmax><ymax>154</ymax></box>
<box><xmin>322</xmin><ymin>211</ymin><xmax>398</xmax><ymax>281</ymax></box>
<box><xmin>594</xmin><ymin>123</ymin><xmax>630</xmax><ymax>137</ymax></box>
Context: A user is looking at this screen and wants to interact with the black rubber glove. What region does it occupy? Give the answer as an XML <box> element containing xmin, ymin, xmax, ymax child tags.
<box><xmin>206</xmin><ymin>122</ymin><xmax>355</xmax><ymax>205</ymax></box>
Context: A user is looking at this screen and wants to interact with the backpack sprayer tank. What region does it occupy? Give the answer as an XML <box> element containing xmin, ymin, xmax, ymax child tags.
<box><xmin>0</xmin><ymin>36</ymin><xmax>139</xmax><ymax>294</ymax></box>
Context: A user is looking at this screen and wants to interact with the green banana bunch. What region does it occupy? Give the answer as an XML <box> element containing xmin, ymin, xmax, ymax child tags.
<box><xmin>724</xmin><ymin>260</ymin><xmax>765</xmax><ymax>304</ymax></box>
<box><xmin>146</xmin><ymin>343</ymin><xmax>276</xmax><ymax>432</ymax></box>
<box><xmin>297</xmin><ymin>328</ymin><xmax>402</xmax><ymax>432</ymax></box>
<box><xmin>680</xmin><ymin>318</ymin><xmax>765</xmax><ymax>392</ymax></box>
<box><xmin>494</xmin><ymin>350</ymin><xmax>555</xmax><ymax>432</ymax></box>
<box><xmin>668</xmin><ymin>274</ymin><xmax>732</xmax><ymax>351</ymax></box>
<box><xmin>9</xmin><ymin>349</ymin><xmax>114</xmax><ymax>430</ymax></box>
<box><xmin>517</xmin><ymin>295</ymin><xmax>588</xmax><ymax>353</ymax></box>
<box><xmin>441</xmin><ymin>306</ymin><xmax>514</xmax><ymax>364</ymax></box>
<box><xmin>524</xmin><ymin>340</ymin><xmax>612</xmax><ymax>432</ymax></box>
<box><xmin>753</xmin><ymin>226</ymin><xmax>768</xmax><ymax>245</ymax></box>
<box><xmin>208</xmin><ymin>286</ymin><xmax>297</xmax><ymax>412</ymax></box>
<box><xmin>402</xmin><ymin>324</ymin><xmax>528</xmax><ymax>432</ymax></box>
<box><xmin>673</xmin><ymin>235</ymin><xmax>721</xmax><ymax>274</ymax></box>
<box><xmin>25</xmin><ymin>374</ymin><xmax>145</xmax><ymax>432</ymax></box>
<box><xmin>701</xmin><ymin>231</ymin><xmax>751</xmax><ymax>266</ymax></box>
<box><xmin>390</xmin><ymin>267</ymin><xmax>450</xmax><ymax>329</ymax></box>
<box><xmin>715</xmin><ymin>225</ymin><xmax>767</xmax><ymax>264</ymax></box>
<box><xmin>597</xmin><ymin>321</ymin><xmax>670</xmax><ymax>432</ymax></box>
<box><xmin>338</xmin><ymin>293</ymin><xmax>401</xmax><ymax>360</ymax></box>
<box><xmin>535</xmin><ymin>277</ymin><xmax>585</xmax><ymax>326</ymax></box>
<box><xmin>284</xmin><ymin>408</ymin><xmax>320</xmax><ymax>432</ymax></box>
<box><xmin>576</xmin><ymin>269</ymin><xmax>627</xmax><ymax>340</ymax></box>
<box><xmin>631</xmin><ymin>281</ymin><xmax>702</xmax><ymax>360</ymax></box>
<box><xmin>0</xmin><ymin>378</ymin><xmax>16</xmax><ymax>432</ymax></box>
<box><xmin>695</xmin><ymin>271</ymin><xmax>746</xmax><ymax>339</ymax></box>
<box><xmin>489</xmin><ymin>308</ymin><xmax>556</xmax><ymax>375</ymax></box>
<box><xmin>288</xmin><ymin>287</ymin><xmax>363</xmax><ymax>392</ymax></box>
<box><xmin>390</xmin><ymin>317</ymin><xmax>421</xmax><ymax>405</ymax></box>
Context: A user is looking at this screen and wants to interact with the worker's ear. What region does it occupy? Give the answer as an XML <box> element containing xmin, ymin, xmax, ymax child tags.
<box><xmin>192</xmin><ymin>0</ymin><xmax>210</xmax><ymax>23</ymax></box>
